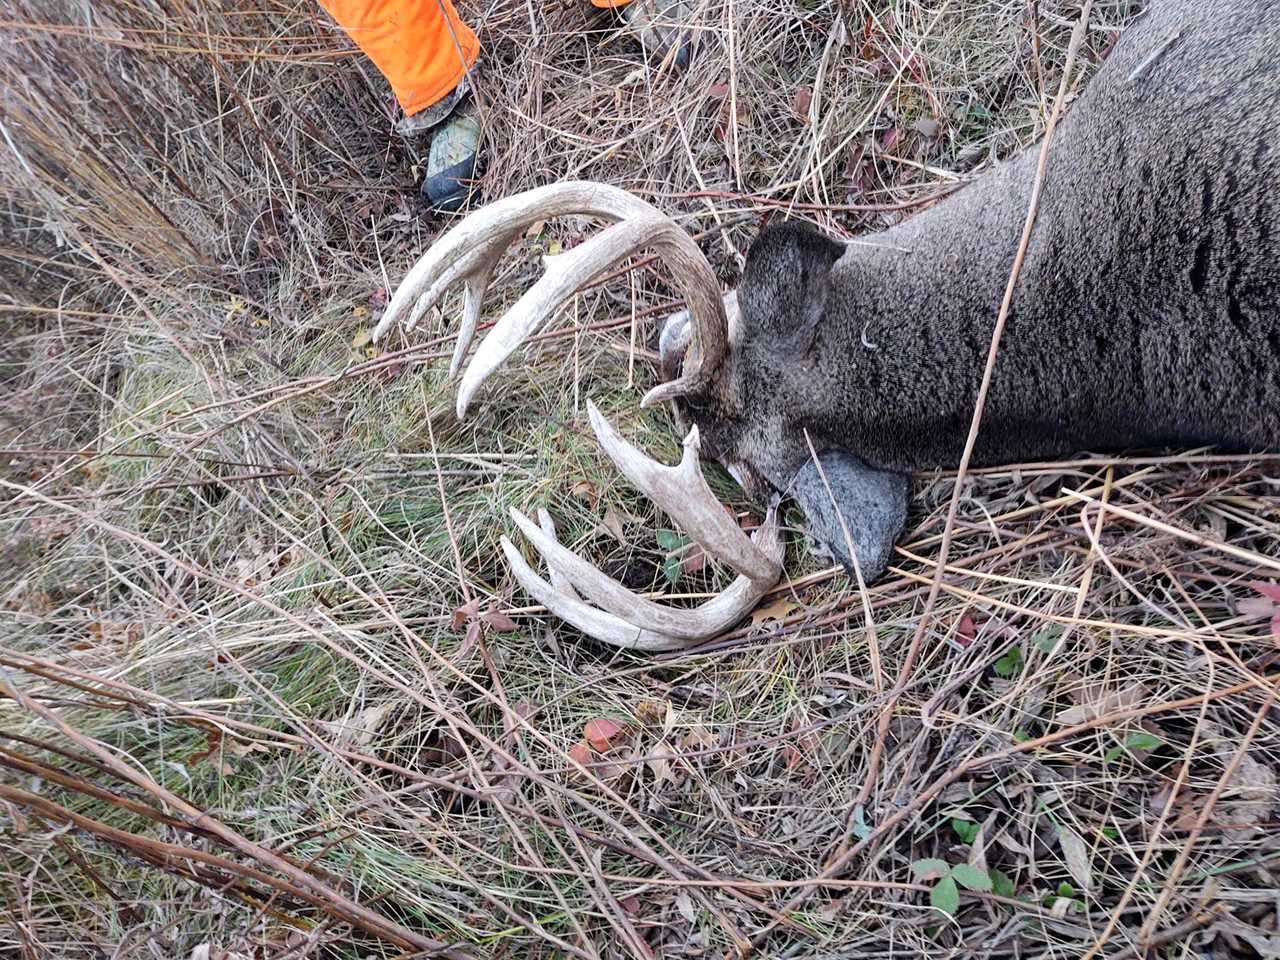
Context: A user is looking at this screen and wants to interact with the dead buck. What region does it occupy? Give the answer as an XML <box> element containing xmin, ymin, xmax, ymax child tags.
<box><xmin>374</xmin><ymin>0</ymin><xmax>1280</xmax><ymax>651</ymax></box>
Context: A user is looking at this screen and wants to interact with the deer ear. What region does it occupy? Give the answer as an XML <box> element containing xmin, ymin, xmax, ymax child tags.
<box><xmin>787</xmin><ymin>449</ymin><xmax>908</xmax><ymax>582</ymax></box>
<box><xmin>739</xmin><ymin>222</ymin><xmax>843</xmax><ymax>357</ymax></box>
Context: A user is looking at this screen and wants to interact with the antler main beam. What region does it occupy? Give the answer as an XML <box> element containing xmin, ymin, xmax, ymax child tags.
<box><xmin>372</xmin><ymin>182</ymin><xmax>727</xmax><ymax>415</ymax></box>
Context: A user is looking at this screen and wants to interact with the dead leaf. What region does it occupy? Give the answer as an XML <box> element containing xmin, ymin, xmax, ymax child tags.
<box><xmin>1216</xmin><ymin>746</ymin><xmax>1276</xmax><ymax>834</ymax></box>
<box><xmin>634</xmin><ymin>699</ymin><xmax>669</xmax><ymax>725</ymax></box>
<box><xmin>1054</xmin><ymin>681</ymin><xmax>1150</xmax><ymax>726</ymax></box>
<box><xmin>782</xmin><ymin>743</ymin><xmax>805</xmax><ymax>771</ymax></box>
<box><xmin>584</xmin><ymin>717</ymin><xmax>628</xmax><ymax>753</ymax></box>
<box><xmin>570</xmin><ymin>480</ymin><xmax>598</xmax><ymax>506</ymax></box>
<box><xmin>598</xmin><ymin>505</ymin><xmax>626</xmax><ymax>544</ymax></box>
<box><xmin>648</xmin><ymin>739</ymin><xmax>676</xmax><ymax>788</ymax></box>
<box><xmin>1056</xmin><ymin>823</ymin><xmax>1094</xmax><ymax>892</ymax></box>
<box><xmin>1238</xmin><ymin>596</ymin><xmax>1276</xmax><ymax>618</ymax></box>
<box><xmin>708</xmin><ymin>82</ymin><xmax>730</xmax><ymax>98</ymax></box>
<box><xmin>481</xmin><ymin>608</ymin><xmax>518</xmax><ymax>632</ymax></box>
<box><xmin>681</xmin><ymin>724</ymin><xmax>716</xmax><ymax>752</ymax></box>
<box><xmin>352</xmin><ymin>702</ymin><xmax>397</xmax><ymax>747</ymax></box>
<box><xmin>911</xmin><ymin>116</ymin><xmax>941</xmax><ymax>138</ymax></box>
<box><xmin>225</xmin><ymin>740</ymin><xmax>268</xmax><ymax>758</ymax></box>
<box><xmin>750</xmin><ymin>596</ymin><xmax>798</xmax><ymax>626</ymax></box>
<box><xmin>681</xmin><ymin>547</ymin><xmax>707</xmax><ymax>575</ymax></box>
<box><xmin>451</xmin><ymin>597</ymin><xmax>482</xmax><ymax>632</ymax></box>
<box><xmin>187</xmin><ymin>728</ymin><xmax>223</xmax><ymax>768</ymax></box>
<box><xmin>791</xmin><ymin>86</ymin><xmax>813</xmax><ymax>121</ymax></box>
<box><xmin>350</xmin><ymin>328</ymin><xmax>372</xmax><ymax>349</ymax></box>
<box><xmin>675</xmin><ymin>889</ymin><xmax>697</xmax><ymax>925</ymax></box>
<box><xmin>568</xmin><ymin>740</ymin><xmax>592</xmax><ymax>770</ymax></box>
<box><xmin>1250</xmin><ymin>581</ymin><xmax>1280</xmax><ymax>602</ymax></box>
<box><xmin>951</xmin><ymin>613</ymin><xmax>978</xmax><ymax>651</ymax></box>
<box><xmin>1206</xmin><ymin>917</ymin><xmax>1280</xmax><ymax>957</ymax></box>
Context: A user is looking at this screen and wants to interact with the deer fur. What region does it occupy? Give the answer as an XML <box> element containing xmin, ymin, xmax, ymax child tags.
<box><xmin>662</xmin><ymin>0</ymin><xmax>1280</xmax><ymax>577</ymax></box>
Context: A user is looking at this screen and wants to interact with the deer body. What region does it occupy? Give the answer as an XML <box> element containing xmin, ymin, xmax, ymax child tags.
<box><xmin>688</xmin><ymin>0</ymin><xmax>1280</xmax><ymax>573</ymax></box>
<box><xmin>379</xmin><ymin>0</ymin><xmax>1280</xmax><ymax>650</ymax></box>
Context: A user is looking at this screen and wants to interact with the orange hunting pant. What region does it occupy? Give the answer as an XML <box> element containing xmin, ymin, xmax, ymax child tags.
<box><xmin>322</xmin><ymin>0</ymin><xmax>633</xmax><ymax>116</ymax></box>
<box><xmin>319</xmin><ymin>0</ymin><xmax>480</xmax><ymax>116</ymax></box>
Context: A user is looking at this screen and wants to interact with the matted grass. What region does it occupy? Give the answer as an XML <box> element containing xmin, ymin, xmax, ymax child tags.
<box><xmin>3</xmin><ymin>1</ymin><xmax>1279</xmax><ymax>957</ymax></box>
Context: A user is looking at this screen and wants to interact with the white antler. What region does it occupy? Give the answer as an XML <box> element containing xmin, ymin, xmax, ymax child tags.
<box><xmin>374</xmin><ymin>181</ymin><xmax>727</xmax><ymax>415</ymax></box>
<box><xmin>503</xmin><ymin>406</ymin><xmax>784</xmax><ymax>651</ymax></box>
<box><xmin>379</xmin><ymin>183</ymin><xmax>785</xmax><ymax>649</ymax></box>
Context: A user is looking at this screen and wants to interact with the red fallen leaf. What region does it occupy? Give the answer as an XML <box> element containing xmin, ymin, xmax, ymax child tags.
<box><xmin>481</xmin><ymin>608</ymin><xmax>518</xmax><ymax>632</ymax></box>
<box><xmin>451</xmin><ymin>597</ymin><xmax>481</xmax><ymax>631</ymax></box>
<box><xmin>369</xmin><ymin>287</ymin><xmax>387</xmax><ymax>308</ymax></box>
<box><xmin>708</xmin><ymin>82</ymin><xmax>730</xmax><ymax>98</ymax></box>
<box><xmin>681</xmin><ymin>547</ymin><xmax>707</xmax><ymax>575</ymax></box>
<box><xmin>568</xmin><ymin>740</ymin><xmax>592</xmax><ymax>768</ymax></box>
<box><xmin>620</xmin><ymin>895</ymin><xmax>641</xmax><ymax>916</ymax></box>
<box><xmin>1251</xmin><ymin>581</ymin><xmax>1280</xmax><ymax>603</ymax></box>
<box><xmin>879</xmin><ymin>126</ymin><xmax>901</xmax><ymax>153</ymax></box>
<box><xmin>584</xmin><ymin>717</ymin><xmax>628</xmax><ymax>753</ymax></box>
<box><xmin>791</xmin><ymin>86</ymin><xmax>813</xmax><ymax>121</ymax></box>
<box><xmin>950</xmin><ymin>614</ymin><xmax>977</xmax><ymax>652</ymax></box>
<box><xmin>1272</xmin><ymin>612</ymin><xmax>1280</xmax><ymax>640</ymax></box>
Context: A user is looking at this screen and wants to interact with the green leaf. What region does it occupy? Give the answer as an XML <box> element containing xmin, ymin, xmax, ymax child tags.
<box><xmin>911</xmin><ymin>858</ymin><xmax>949</xmax><ymax>881</ymax></box>
<box><xmin>1125</xmin><ymin>732</ymin><xmax>1162</xmax><ymax>751</ymax></box>
<box><xmin>990</xmin><ymin>869</ymin><xmax>1016</xmax><ymax>898</ymax></box>
<box><xmin>930</xmin><ymin>875</ymin><xmax>960</xmax><ymax>915</ymax></box>
<box><xmin>654</xmin><ymin>529</ymin><xmax>685</xmax><ymax>551</ymax></box>
<box><xmin>1101</xmin><ymin>826</ymin><xmax>1119</xmax><ymax>840</ymax></box>
<box><xmin>951</xmin><ymin>818</ymin><xmax>979</xmax><ymax>844</ymax></box>
<box><xmin>661</xmin><ymin>556</ymin><xmax>682</xmax><ymax>586</ymax></box>
<box><xmin>1033</xmin><ymin>624</ymin><xmax>1064</xmax><ymax>654</ymax></box>
<box><xmin>951</xmin><ymin>864</ymin><xmax>992</xmax><ymax>892</ymax></box>
<box><xmin>1057</xmin><ymin>881</ymin><xmax>1077</xmax><ymax>899</ymax></box>
<box><xmin>993</xmin><ymin>645</ymin><xmax>1024</xmax><ymax>678</ymax></box>
<box><xmin>851</xmin><ymin>804</ymin><xmax>872</xmax><ymax>840</ymax></box>
<box><xmin>1013</xmin><ymin>728</ymin><xmax>1032</xmax><ymax>743</ymax></box>
<box><xmin>1106</xmin><ymin>731</ymin><xmax>1163</xmax><ymax>763</ymax></box>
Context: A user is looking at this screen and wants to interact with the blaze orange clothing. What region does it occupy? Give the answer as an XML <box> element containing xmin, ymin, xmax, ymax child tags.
<box><xmin>320</xmin><ymin>0</ymin><xmax>481</xmax><ymax>116</ymax></box>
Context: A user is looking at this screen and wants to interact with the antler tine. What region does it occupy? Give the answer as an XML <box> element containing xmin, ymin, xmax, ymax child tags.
<box><xmin>500</xmin><ymin>536</ymin><xmax>688</xmax><ymax>652</ymax></box>
<box><xmin>373</xmin><ymin>181</ymin><xmax>727</xmax><ymax>412</ymax></box>
<box><xmin>535</xmin><ymin>509</ymin><xmax>581</xmax><ymax>600</ymax></box>
<box><xmin>509</xmin><ymin>506</ymin><xmax>782</xmax><ymax>642</ymax></box>
<box><xmin>457</xmin><ymin>214</ymin><xmax>710</xmax><ymax>417</ymax></box>
<box><xmin>585</xmin><ymin>401</ymin><xmax>780</xmax><ymax>586</ymax></box>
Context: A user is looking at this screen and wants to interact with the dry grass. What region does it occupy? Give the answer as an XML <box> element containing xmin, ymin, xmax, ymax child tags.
<box><xmin>3</xmin><ymin>0</ymin><xmax>1280</xmax><ymax>957</ymax></box>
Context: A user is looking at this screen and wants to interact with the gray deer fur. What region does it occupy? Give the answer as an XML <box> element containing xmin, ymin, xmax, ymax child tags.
<box><xmin>659</xmin><ymin>0</ymin><xmax>1280</xmax><ymax>578</ymax></box>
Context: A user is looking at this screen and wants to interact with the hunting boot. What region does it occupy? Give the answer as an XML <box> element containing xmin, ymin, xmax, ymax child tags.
<box><xmin>621</xmin><ymin>0</ymin><xmax>697</xmax><ymax>70</ymax></box>
<box><xmin>396</xmin><ymin>74</ymin><xmax>482</xmax><ymax>213</ymax></box>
